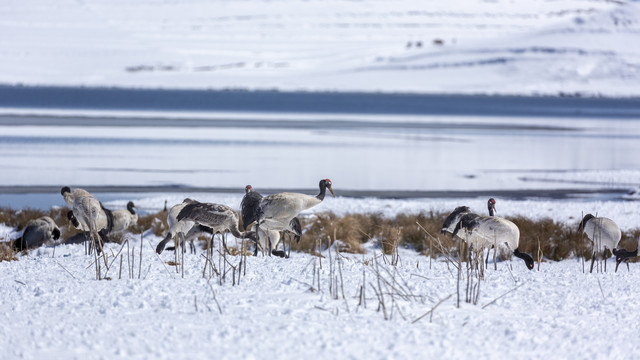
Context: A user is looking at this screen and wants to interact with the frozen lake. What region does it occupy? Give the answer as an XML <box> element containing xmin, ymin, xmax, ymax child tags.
<box><xmin>1</xmin><ymin>86</ymin><xmax>639</xmax><ymax>209</ymax></box>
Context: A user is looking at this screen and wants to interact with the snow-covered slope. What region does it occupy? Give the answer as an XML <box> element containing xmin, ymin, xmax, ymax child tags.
<box><xmin>1</xmin><ymin>0</ymin><xmax>639</xmax><ymax>96</ymax></box>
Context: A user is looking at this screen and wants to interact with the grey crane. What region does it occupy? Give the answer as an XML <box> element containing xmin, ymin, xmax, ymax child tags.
<box><xmin>156</xmin><ymin>198</ymin><xmax>212</xmax><ymax>254</ymax></box>
<box><xmin>241</xmin><ymin>185</ymin><xmax>302</xmax><ymax>257</ymax></box>
<box><xmin>243</xmin><ymin>179</ymin><xmax>333</xmax><ymax>256</ymax></box>
<box><xmin>13</xmin><ymin>216</ymin><xmax>62</xmax><ymax>251</ymax></box>
<box><xmin>447</xmin><ymin>198</ymin><xmax>533</xmax><ymax>270</ymax></box>
<box><xmin>111</xmin><ymin>201</ymin><xmax>138</xmax><ymax>234</ymax></box>
<box><xmin>578</xmin><ymin>214</ymin><xmax>629</xmax><ymax>272</ymax></box>
<box><xmin>175</xmin><ymin>200</ymin><xmax>255</xmax><ymax>254</ymax></box>
<box><xmin>61</xmin><ymin>186</ymin><xmax>113</xmax><ymax>254</ymax></box>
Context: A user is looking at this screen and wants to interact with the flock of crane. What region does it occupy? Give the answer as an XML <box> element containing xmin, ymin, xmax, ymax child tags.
<box><xmin>8</xmin><ymin>178</ymin><xmax>639</xmax><ymax>272</ymax></box>
<box><xmin>440</xmin><ymin>198</ymin><xmax>637</xmax><ymax>272</ymax></box>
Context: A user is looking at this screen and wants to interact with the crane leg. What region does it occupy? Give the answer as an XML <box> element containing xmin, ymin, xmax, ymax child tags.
<box><xmin>254</xmin><ymin>223</ymin><xmax>260</xmax><ymax>256</ymax></box>
<box><xmin>222</xmin><ymin>233</ymin><xmax>230</xmax><ymax>255</ymax></box>
<box><xmin>270</xmin><ymin>231</ymin><xmax>286</xmax><ymax>258</ymax></box>
<box><xmin>590</xmin><ymin>251</ymin><xmax>596</xmax><ymax>273</ymax></box>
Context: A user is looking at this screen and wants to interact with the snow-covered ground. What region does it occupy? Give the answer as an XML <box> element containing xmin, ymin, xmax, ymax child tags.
<box><xmin>1</xmin><ymin>0</ymin><xmax>640</xmax><ymax>96</ymax></box>
<box><xmin>1</xmin><ymin>235</ymin><xmax>638</xmax><ymax>359</ymax></box>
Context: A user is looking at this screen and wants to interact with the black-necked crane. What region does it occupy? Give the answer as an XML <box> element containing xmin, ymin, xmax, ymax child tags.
<box><xmin>613</xmin><ymin>247</ymin><xmax>638</xmax><ymax>271</ymax></box>
<box><xmin>61</xmin><ymin>186</ymin><xmax>113</xmax><ymax>255</ymax></box>
<box><xmin>175</xmin><ymin>200</ymin><xmax>255</xmax><ymax>254</ymax></box>
<box><xmin>12</xmin><ymin>216</ymin><xmax>62</xmax><ymax>251</ymax></box>
<box><xmin>67</xmin><ymin>210</ymin><xmax>80</xmax><ymax>229</ymax></box>
<box><xmin>440</xmin><ymin>199</ymin><xmax>496</xmax><ymax>236</ymax></box>
<box><xmin>442</xmin><ymin>199</ymin><xmax>513</xmax><ymax>267</ymax></box>
<box><xmin>241</xmin><ymin>185</ymin><xmax>262</xmax><ymax>231</ymax></box>
<box><xmin>241</xmin><ymin>185</ymin><xmax>303</xmax><ymax>257</ymax></box>
<box><xmin>61</xmin><ymin>186</ymin><xmax>93</xmax><ymax>207</ymax></box>
<box><xmin>156</xmin><ymin>198</ymin><xmax>212</xmax><ymax>254</ymax></box>
<box><xmin>111</xmin><ymin>201</ymin><xmax>138</xmax><ymax>234</ymax></box>
<box><xmin>450</xmin><ymin>199</ymin><xmax>534</xmax><ymax>270</ymax></box>
<box><xmin>578</xmin><ymin>214</ymin><xmax>628</xmax><ymax>272</ymax></box>
<box><xmin>245</xmin><ymin>179</ymin><xmax>333</xmax><ymax>256</ymax></box>
<box><xmin>441</xmin><ymin>206</ymin><xmax>472</xmax><ymax>235</ymax></box>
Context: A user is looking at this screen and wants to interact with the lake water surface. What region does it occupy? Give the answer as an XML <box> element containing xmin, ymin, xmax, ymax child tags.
<box><xmin>1</xmin><ymin>86</ymin><xmax>639</xmax><ymax>208</ymax></box>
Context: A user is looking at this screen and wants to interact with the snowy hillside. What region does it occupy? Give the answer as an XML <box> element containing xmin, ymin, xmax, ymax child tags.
<box><xmin>1</xmin><ymin>0</ymin><xmax>639</xmax><ymax>96</ymax></box>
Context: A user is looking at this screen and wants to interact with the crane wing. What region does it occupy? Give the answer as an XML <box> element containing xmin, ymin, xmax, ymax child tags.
<box><xmin>177</xmin><ymin>202</ymin><xmax>233</xmax><ymax>226</ymax></box>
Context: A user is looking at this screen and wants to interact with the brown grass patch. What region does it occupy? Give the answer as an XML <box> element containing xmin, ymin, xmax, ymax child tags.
<box><xmin>1</xmin><ymin>206</ymin><xmax>639</xmax><ymax>264</ymax></box>
<box><xmin>295</xmin><ymin>211</ymin><xmax>460</xmax><ymax>256</ymax></box>
<box><xmin>509</xmin><ymin>216</ymin><xmax>588</xmax><ymax>261</ymax></box>
<box><xmin>295</xmin><ymin>212</ymin><xmax>378</xmax><ymax>254</ymax></box>
<box><xmin>0</xmin><ymin>208</ymin><xmax>48</xmax><ymax>231</ymax></box>
<box><xmin>0</xmin><ymin>242</ymin><xmax>18</xmax><ymax>262</ymax></box>
<box><xmin>228</xmin><ymin>246</ymin><xmax>253</xmax><ymax>257</ymax></box>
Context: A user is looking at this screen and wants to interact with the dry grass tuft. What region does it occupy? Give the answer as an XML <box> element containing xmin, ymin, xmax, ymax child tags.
<box><xmin>509</xmin><ymin>216</ymin><xmax>588</xmax><ymax>261</ymax></box>
<box><xmin>379</xmin><ymin>224</ymin><xmax>402</xmax><ymax>255</ymax></box>
<box><xmin>296</xmin><ymin>212</ymin><xmax>379</xmax><ymax>254</ymax></box>
<box><xmin>0</xmin><ymin>208</ymin><xmax>48</xmax><ymax>230</ymax></box>
<box><xmin>296</xmin><ymin>211</ymin><xmax>459</xmax><ymax>256</ymax></box>
<box><xmin>131</xmin><ymin>211</ymin><xmax>168</xmax><ymax>236</ymax></box>
<box><xmin>0</xmin><ymin>242</ymin><xmax>18</xmax><ymax>262</ymax></box>
<box><xmin>228</xmin><ymin>246</ymin><xmax>253</xmax><ymax>257</ymax></box>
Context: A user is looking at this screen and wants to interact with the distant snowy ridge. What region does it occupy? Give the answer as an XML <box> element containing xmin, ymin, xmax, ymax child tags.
<box><xmin>1</xmin><ymin>0</ymin><xmax>639</xmax><ymax>96</ymax></box>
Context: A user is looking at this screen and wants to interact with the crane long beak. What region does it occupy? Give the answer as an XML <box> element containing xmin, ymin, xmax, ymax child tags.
<box><xmin>328</xmin><ymin>186</ymin><xmax>335</xmax><ymax>198</ymax></box>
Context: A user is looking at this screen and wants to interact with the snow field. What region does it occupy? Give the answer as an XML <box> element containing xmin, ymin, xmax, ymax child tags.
<box><xmin>0</xmin><ymin>237</ymin><xmax>638</xmax><ymax>359</ymax></box>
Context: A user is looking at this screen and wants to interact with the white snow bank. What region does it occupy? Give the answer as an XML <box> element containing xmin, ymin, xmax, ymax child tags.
<box><xmin>0</xmin><ymin>224</ymin><xmax>18</xmax><ymax>242</ymax></box>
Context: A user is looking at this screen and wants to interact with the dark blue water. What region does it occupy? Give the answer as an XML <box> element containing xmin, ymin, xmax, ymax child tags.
<box><xmin>1</xmin><ymin>85</ymin><xmax>639</xmax><ymax>118</ymax></box>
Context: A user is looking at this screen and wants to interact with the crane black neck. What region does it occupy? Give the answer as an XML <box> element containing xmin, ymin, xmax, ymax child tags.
<box><xmin>317</xmin><ymin>181</ymin><xmax>328</xmax><ymax>201</ymax></box>
<box><xmin>488</xmin><ymin>205</ymin><xmax>494</xmax><ymax>216</ymax></box>
<box><xmin>127</xmin><ymin>202</ymin><xmax>136</xmax><ymax>215</ymax></box>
